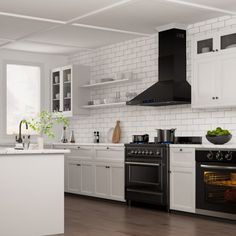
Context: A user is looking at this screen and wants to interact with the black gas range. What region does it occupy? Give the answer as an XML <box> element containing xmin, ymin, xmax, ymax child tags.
<box><xmin>124</xmin><ymin>137</ymin><xmax>202</xmax><ymax>210</ymax></box>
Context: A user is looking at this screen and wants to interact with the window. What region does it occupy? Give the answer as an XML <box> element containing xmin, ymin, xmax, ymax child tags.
<box><xmin>6</xmin><ymin>64</ymin><xmax>41</xmax><ymax>134</ymax></box>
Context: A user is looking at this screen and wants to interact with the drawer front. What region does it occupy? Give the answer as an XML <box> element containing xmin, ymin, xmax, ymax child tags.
<box><xmin>170</xmin><ymin>147</ymin><xmax>195</xmax><ymax>168</ymax></box>
<box><xmin>95</xmin><ymin>146</ymin><xmax>124</xmax><ymax>161</ymax></box>
<box><xmin>54</xmin><ymin>145</ymin><xmax>93</xmax><ymax>158</ymax></box>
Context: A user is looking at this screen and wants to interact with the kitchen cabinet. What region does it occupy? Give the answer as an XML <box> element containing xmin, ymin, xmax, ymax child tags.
<box><xmin>54</xmin><ymin>144</ymin><xmax>125</xmax><ymax>202</ymax></box>
<box><xmin>192</xmin><ymin>29</ymin><xmax>236</xmax><ymax>108</ymax></box>
<box><xmin>94</xmin><ymin>162</ymin><xmax>124</xmax><ymax>201</ymax></box>
<box><xmin>51</xmin><ymin>64</ymin><xmax>90</xmax><ymax>117</ymax></box>
<box><xmin>193</xmin><ymin>29</ymin><xmax>236</xmax><ymax>58</ymax></box>
<box><xmin>95</xmin><ymin>164</ymin><xmax>110</xmax><ymax>197</ymax></box>
<box><xmin>67</xmin><ymin>160</ymin><xmax>81</xmax><ymax>194</ymax></box>
<box><xmin>170</xmin><ymin>147</ymin><xmax>195</xmax><ymax>213</ymax></box>
<box><xmin>81</xmin><ymin>162</ymin><xmax>94</xmax><ymax>195</ymax></box>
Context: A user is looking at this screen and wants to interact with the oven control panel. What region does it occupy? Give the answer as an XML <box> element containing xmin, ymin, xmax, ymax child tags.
<box><xmin>196</xmin><ymin>150</ymin><xmax>236</xmax><ymax>163</ymax></box>
<box><xmin>127</xmin><ymin>148</ymin><xmax>161</xmax><ymax>157</ymax></box>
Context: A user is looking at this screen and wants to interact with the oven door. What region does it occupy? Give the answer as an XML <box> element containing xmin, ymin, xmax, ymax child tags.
<box><xmin>125</xmin><ymin>161</ymin><xmax>163</xmax><ymax>194</ymax></box>
<box><xmin>196</xmin><ymin>162</ymin><xmax>236</xmax><ymax>215</ymax></box>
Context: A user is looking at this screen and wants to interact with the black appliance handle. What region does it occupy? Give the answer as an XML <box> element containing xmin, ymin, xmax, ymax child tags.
<box><xmin>200</xmin><ymin>164</ymin><xmax>236</xmax><ymax>170</ymax></box>
<box><xmin>125</xmin><ymin>162</ymin><xmax>160</xmax><ymax>166</ymax></box>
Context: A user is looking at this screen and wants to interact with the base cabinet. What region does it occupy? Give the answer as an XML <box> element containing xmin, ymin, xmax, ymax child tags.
<box><xmin>95</xmin><ymin>164</ymin><xmax>110</xmax><ymax>197</ymax></box>
<box><xmin>67</xmin><ymin>161</ymin><xmax>81</xmax><ymax>194</ymax></box>
<box><xmin>170</xmin><ymin>167</ymin><xmax>195</xmax><ymax>213</ymax></box>
<box><xmin>57</xmin><ymin>144</ymin><xmax>125</xmax><ymax>202</ymax></box>
<box><xmin>94</xmin><ymin>163</ymin><xmax>124</xmax><ymax>201</ymax></box>
<box><xmin>170</xmin><ymin>147</ymin><xmax>195</xmax><ymax>213</ymax></box>
<box><xmin>81</xmin><ymin>163</ymin><xmax>94</xmax><ymax>195</ymax></box>
<box><xmin>110</xmin><ymin>165</ymin><xmax>124</xmax><ymax>200</ymax></box>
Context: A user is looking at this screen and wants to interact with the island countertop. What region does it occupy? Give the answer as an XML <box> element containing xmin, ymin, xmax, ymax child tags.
<box><xmin>0</xmin><ymin>148</ymin><xmax>70</xmax><ymax>155</ymax></box>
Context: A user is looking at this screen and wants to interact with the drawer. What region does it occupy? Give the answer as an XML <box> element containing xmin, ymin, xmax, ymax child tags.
<box><xmin>94</xmin><ymin>146</ymin><xmax>124</xmax><ymax>161</ymax></box>
<box><xmin>55</xmin><ymin>145</ymin><xmax>93</xmax><ymax>158</ymax></box>
<box><xmin>170</xmin><ymin>147</ymin><xmax>195</xmax><ymax>168</ymax></box>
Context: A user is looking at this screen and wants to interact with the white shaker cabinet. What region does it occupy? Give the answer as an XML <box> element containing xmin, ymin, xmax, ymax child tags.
<box><xmin>54</xmin><ymin>144</ymin><xmax>125</xmax><ymax>202</ymax></box>
<box><xmin>81</xmin><ymin>162</ymin><xmax>94</xmax><ymax>195</ymax></box>
<box><xmin>94</xmin><ymin>162</ymin><xmax>124</xmax><ymax>201</ymax></box>
<box><xmin>67</xmin><ymin>160</ymin><xmax>81</xmax><ymax>194</ymax></box>
<box><xmin>170</xmin><ymin>147</ymin><xmax>195</xmax><ymax>213</ymax></box>
<box><xmin>51</xmin><ymin>64</ymin><xmax>90</xmax><ymax>117</ymax></box>
<box><xmin>94</xmin><ymin>163</ymin><xmax>110</xmax><ymax>197</ymax></box>
<box><xmin>192</xmin><ymin>29</ymin><xmax>236</xmax><ymax>108</ymax></box>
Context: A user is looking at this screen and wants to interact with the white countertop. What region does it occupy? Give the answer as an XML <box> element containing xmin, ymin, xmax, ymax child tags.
<box><xmin>53</xmin><ymin>142</ymin><xmax>124</xmax><ymax>147</ymax></box>
<box><xmin>169</xmin><ymin>143</ymin><xmax>236</xmax><ymax>149</ymax></box>
<box><xmin>0</xmin><ymin>148</ymin><xmax>70</xmax><ymax>155</ymax></box>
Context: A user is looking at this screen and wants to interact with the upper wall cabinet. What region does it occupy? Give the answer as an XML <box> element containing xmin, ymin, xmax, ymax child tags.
<box><xmin>193</xmin><ymin>29</ymin><xmax>236</xmax><ymax>58</ymax></box>
<box><xmin>192</xmin><ymin>29</ymin><xmax>236</xmax><ymax>108</ymax></box>
<box><xmin>51</xmin><ymin>64</ymin><xmax>90</xmax><ymax>117</ymax></box>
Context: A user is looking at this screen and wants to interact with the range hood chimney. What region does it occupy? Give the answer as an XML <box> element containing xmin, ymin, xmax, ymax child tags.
<box><xmin>127</xmin><ymin>28</ymin><xmax>191</xmax><ymax>106</ymax></box>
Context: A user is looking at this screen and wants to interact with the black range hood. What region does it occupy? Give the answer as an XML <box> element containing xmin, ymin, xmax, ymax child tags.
<box><xmin>127</xmin><ymin>28</ymin><xmax>191</xmax><ymax>106</ymax></box>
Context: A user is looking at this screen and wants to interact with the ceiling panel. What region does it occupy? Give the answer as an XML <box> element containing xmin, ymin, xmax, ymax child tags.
<box><xmin>0</xmin><ymin>38</ymin><xmax>10</xmax><ymax>45</ymax></box>
<box><xmin>0</xmin><ymin>15</ymin><xmax>57</xmax><ymax>40</ymax></box>
<box><xmin>76</xmin><ymin>0</ymin><xmax>224</xmax><ymax>34</ymax></box>
<box><xmin>26</xmin><ymin>25</ymin><xmax>140</xmax><ymax>48</ymax></box>
<box><xmin>179</xmin><ymin>0</ymin><xmax>236</xmax><ymax>12</ymax></box>
<box><xmin>0</xmin><ymin>0</ymin><xmax>125</xmax><ymax>21</ymax></box>
<box><xmin>3</xmin><ymin>40</ymin><xmax>84</xmax><ymax>55</ymax></box>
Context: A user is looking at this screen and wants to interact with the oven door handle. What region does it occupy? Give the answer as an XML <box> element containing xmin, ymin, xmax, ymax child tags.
<box><xmin>200</xmin><ymin>164</ymin><xmax>236</xmax><ymax>170</ymax></box>
<box><xmin>125</xmin><ymin>162</ymin><xmax>160</xmax><ymax>166</ymax></box>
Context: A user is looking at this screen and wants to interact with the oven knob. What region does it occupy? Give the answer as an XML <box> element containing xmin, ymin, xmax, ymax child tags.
<box><xmin>216</xmin><ymin>151</ymin><xmax>223</xmax><ymax>161</ymax></box>
<box><xmin>225</xmin><ymin>151</ymin><xmax>232</xmax><ymax>161</ymax></box>
<box><xmin>145</xmin><ymin>151</ymin><xmax>149</xmax><ymax>155</ymax></box>
<box><xmin>156</xmin><ymin>151</ymin><xmax>160</xmax><ymax>156</ymax></box>
<box><xmin>142</xmin><ymin>151</ymin><xmax>145</xmax><ymax>155</ymax></box>
<box><xmin>134</xmin><ymin>150</ymin><xmax>138</xmax><ymax>154</ymax></box>
<box><xmin>130</xmin><ymin>150</ymin><xmax>134</xmax><ymax>154</ymax></box>
<box><xmin>138</xmin><ymin>150</ymin><xmax>141</xmax><ymax>155</ymax></box>
<box><xmin>207</xmin><ymin>151</ymin><xmax>213</xmax><ymax>160</ymax></box>
<box><xmin>149</xmin><ymin>151</ymin><xmax>153</xmax><ymax>155</ymax></box>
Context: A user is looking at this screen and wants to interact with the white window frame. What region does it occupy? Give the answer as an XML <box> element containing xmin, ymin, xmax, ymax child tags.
<box><xmin>1</xmin><ymin>60</ymin><xmax>44</xmax><ymax>141</ymax></box>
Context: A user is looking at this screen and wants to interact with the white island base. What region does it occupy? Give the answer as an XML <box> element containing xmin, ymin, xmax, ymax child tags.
<box><xmin>0</xmin><ymin>149</ymin><xmax>69</xmax><ymax>236</ymax></box>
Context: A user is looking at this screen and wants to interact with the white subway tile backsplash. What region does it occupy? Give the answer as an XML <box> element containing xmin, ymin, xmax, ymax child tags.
<box><xmin>67</xmin><ymin>15</ymin><xmax>236</xmax><ymax>143</ymax></box>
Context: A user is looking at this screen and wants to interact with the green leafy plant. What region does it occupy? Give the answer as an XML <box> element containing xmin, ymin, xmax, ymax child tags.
<box><xmin>207</xmin><ymin>127</ymin><xmax>231</xmax><ymax>136</ymax></box>
<box><xmin>28</xmin><ymin>111</ymin><xmax>69</xmax><ymax>138</ymax></box>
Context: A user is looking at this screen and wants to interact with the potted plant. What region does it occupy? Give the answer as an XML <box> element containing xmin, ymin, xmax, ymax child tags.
<box><xmin>206</xmin><ymin>127</ymin><xmax>232</xmax><ymax>145</ymax></box>
<box><xmin>28</xmin><ymin>111</ymin><xmax>69</xmax><ymax>149</ymax></box>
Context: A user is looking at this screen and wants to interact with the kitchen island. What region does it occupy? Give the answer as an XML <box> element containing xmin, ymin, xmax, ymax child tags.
<box><xmin>0</xmin><ymin>148</ymin><xmax>70</xmax><ymax>236</ymax></box>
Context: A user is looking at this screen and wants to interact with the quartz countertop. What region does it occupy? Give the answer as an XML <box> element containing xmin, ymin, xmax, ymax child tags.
<box><xmin>53</xmin><ymin>142</ymin><xmax>125</xmax><ymax>147</ymax></box>
<box><xmin>169</xmin><ymin>143</ymin><xmax>236</xmax><ymax>149</ymax></box>
<box><xmin>0</xmin><ymin>148</ymin><xmax>70</xmax><ymax>155</ymax></box>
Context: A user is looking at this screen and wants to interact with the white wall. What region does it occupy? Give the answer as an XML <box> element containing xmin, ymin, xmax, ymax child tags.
<box><xmin>0</xmin><ymin>49</ymin><xmax>67</xmax><ymax>144</ymax></box>
<box><xmin>66</xmin><ymin>15</ymin><xmax>236</xmax><ymax>144</ymax></box>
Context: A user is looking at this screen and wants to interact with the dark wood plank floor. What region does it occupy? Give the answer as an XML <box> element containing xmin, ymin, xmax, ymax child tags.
<box><xmin>55</xmin><ymin>194</ymin><xmax>236</xmax><ymax>236</ymax></box>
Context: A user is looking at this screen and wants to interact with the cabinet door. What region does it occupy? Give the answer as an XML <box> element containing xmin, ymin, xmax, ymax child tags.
<box><xmin>170</xmin><ymin>148</ymin><xmax>195</xmax><ymax>168</ymax></box>
<box><xmin>67</xmin><ymin>161</ymin><xmax>81</xmax><ymax>193</ymax></box>
<box><xmin>81</xmin><ymin>163</ymin><xmax>94</xmax><ymax>195</ymax></box>
<box><xmin>193</xmin><ymin>33</ymin><xmax>217</xmax><ymax>58</ymax></box>
<box><xmin>62</xmin><ymin>65</ymin><xmax>72</xmax><ymax>115</ymax></box>
<box><xmin>109</xmin><ymin>165</ymin><xmax>124</xmax><ymax>200</ymax></box>
<box><xmin>217</xmin><ymin>54</ymin><xmax>236</xmax><ymax>106</ymax></box>
<box><xmin>170</xmin><ymin>167</ymin><xmax>195</xmax><ymax>213</ymax></box>
<box><xmin>51</xmin><ymin>68</ymin><xmax>61</xmax><ymax>112</ymax></box>
<box><xmin>219</xmin><ymin>30</ymin><xmax>236</xmax><ymax>53</ymax></box>
<box><xmin>94</xmin><ymin>164</ymin><xmax>109</xmax><ymax>197</ymax></box>
<box><xmin>192</xmin><ymin>57</ymin><xmax>219</xmax><ymax>108</ymax></box>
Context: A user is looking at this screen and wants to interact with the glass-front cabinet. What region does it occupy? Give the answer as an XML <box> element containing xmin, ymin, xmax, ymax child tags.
<box><xmin>51</xmin><ymin>64</ymin><xmax>90</xmax><ymax>117</ymax></box>
<box><xmin>193</xmin><ymin>29</ymin><xmax>236</xmax><ymax>58</ymax></box>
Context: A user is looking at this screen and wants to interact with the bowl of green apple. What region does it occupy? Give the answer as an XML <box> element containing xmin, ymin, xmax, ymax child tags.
<box><xmin>206</xmin><ymin>127</ymin><xmax>232</xmax><ymax>145</ymax></box>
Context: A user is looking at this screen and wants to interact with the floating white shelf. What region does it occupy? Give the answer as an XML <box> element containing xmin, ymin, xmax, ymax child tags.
<box><xmin>82</xmin><ymin>102</ymin><xmax>126</xmax><ymax>109</ymax></box>
<box><xmin>81</xmin><ymin>78</ymin><xmax>129</xmax><ymax>88</ymax></box>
